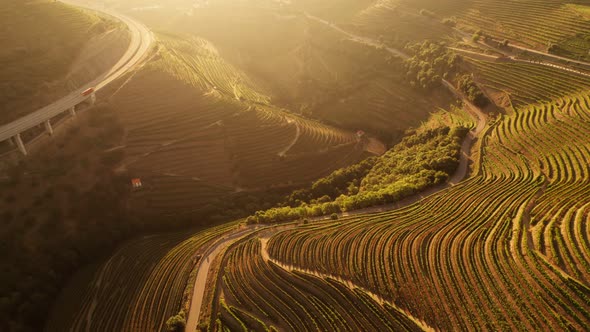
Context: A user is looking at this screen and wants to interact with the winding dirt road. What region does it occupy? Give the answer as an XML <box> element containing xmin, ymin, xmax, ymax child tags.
<box><xmin>184</xmin><ymin>225</ymin><xmax>266</xmax><ymax>331</ymax></box>
<box><xmin>277</xmin><ymin>117</ymin><xmax>300</xmax><ymax>157</ymax></box>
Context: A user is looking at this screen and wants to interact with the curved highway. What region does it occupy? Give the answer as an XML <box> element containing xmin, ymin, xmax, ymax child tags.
<box><xmin>0</xmin><ymin>0</ymin><xmax>153</xmax><ymax>144</ymax></box>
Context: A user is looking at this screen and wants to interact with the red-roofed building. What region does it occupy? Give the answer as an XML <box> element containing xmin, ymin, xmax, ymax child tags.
<box><xmin>131</xmin><ymin>178</ymin><xmax>142</xmax><ymax>189</ymax></box>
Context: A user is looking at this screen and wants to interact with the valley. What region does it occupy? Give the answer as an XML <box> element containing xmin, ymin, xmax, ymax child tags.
<box><xmin>2</xmin><ymin>1</ymin><xmax>590</xmax><ymax>331</ymax></box>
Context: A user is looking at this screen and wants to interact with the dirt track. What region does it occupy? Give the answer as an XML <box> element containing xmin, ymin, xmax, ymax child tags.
<box><xmin>277</xmin><ymin>117</ymin><xmax>300</xmax><ymax>157</ymax></box>
<box><xmin>184</xmin><ymin>225</ymin><xmax>263</xmax><ymax>331</ymax></box>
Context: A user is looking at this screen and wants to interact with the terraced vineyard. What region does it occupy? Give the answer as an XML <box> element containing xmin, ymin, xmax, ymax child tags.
<box><xmin>51</xmin><ymin>84</ymin><xmax>590</xmax><ymax>329</ymax></box>
<box><xmin>263</xmin><ymin>92</ymin><xmax>590</xmax><ymax>330</ymax></box>
<box><xmin>467</xmin><ymin>58</ymin><xmax>590</xmax><ymax>108</ymax></box>
<box><xmin>34</xmin><ymin>2</ymin><xmax>590</xmax><ymax>332</ymax></box>
<box><xmin>158</xmin><ymin>35</ymin><xmax>270</xmax><ymax>104</ymax></box>
<box><xmin>110</xmin><ymin>33</ymin><xmax>372</xmax><ymax>216</ymax></box>
<box><xmin>46</xmin><ymin>223</ymin><xmax>240</xmax><ymax>332</ymax></box>
<box><xmin>165</xmin><ymin>4</ymin><xmax>445</xmax><ymax>136</ymax></box>
<box><xmin>308</xmin><ymin>0</ymin><xmax>590</xmax><ymax>60</ymax></box>
<box><xmin>316</xmin><ymin>76</ymin><xmax>436</xmax><ymax>133</ymax></box>
<box><xmin>225</xmin><ymin>109</ymin><xmax>365</xmax><ymax>189</ymax></box>
<box><xmin>214</xmin><ymin>237</ymin><xmax>423</xmax><ymax>331</ymax></box>
<box><xmin>350</xmin><ymin>1</ymin><xmax>456</xmax><ymax>43</ymax></box>
<box><xmin>446</xmin><ymin>0</ymin><xmax>590</xmax><ymax>58</ymax></box>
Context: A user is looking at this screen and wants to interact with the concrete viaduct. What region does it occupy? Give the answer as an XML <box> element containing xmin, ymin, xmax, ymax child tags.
<box><xmin>0</xmin><ymin>0</ymin><xmax>153</xmax><ymax>156</ymax></box>
<box><xmin>1</xmin><ymin>92</ymin><xmax>96</xmax><ymax>156</ymax></box>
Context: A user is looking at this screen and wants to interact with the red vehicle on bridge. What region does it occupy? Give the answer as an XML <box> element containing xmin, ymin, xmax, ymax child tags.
<box><xmin>81</xmin><ymin>87</ymin><xmax>95</xmax><ymax>96</ymax></box>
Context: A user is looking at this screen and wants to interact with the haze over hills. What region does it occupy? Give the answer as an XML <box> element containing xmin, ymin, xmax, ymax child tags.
<box><xmin>0</xmin><ymin>0</ymin><xmax>129</xmax><ymax>124</ymax></box>
<box><xmin>112</xmin><ymin>33</ymin><xmax>372</xmax><ymax>217</ymax></box>
<box><xmin>1</xmin><ymin>0</ymin><xmax>590</xmax><ymax>331</ymax></box>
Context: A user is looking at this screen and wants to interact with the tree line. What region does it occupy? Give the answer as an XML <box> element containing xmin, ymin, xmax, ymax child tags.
<box><xmin>246</xmin><ymin>126</ymin><xmax>468</xmax><ymax>224</ymax></box>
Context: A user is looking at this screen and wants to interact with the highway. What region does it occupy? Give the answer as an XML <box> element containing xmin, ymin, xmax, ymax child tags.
<box><xmin>0</xmin><ymin>0</ymin><xmax>153</xmax><ymax>145</ymax></box>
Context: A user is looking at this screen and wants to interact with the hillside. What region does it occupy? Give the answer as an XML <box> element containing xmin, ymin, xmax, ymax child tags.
<box><xmin>108</xmin><ymin>34</ymin><xmax>374</xmax><ymax>218</ymax></box>
<box><xmin>114</xmin><ymin>0</ymin><xmax>448</xmax><ymax>141</ymax></box>
<box><xmin>0</xmin><ymin>0</ymin><xmax>129</xmax><ymax>124</ymax></box>
<box><xmin>0</xmin><ymin>104</ymin><xmax>131</xmax><ymax>331</ymax></box>
<box><xmin>263</xmin><ymin>92</ymin><xmax>590</xmax><ymax>330</ymax></box>
<box><xmin>302</xmin><ymin>0</ymin><xmax>590</xmax><ymax>61</ymax></box>
<box><xmin>410</xmin><ymin>0</ymin><xmax>590</xmax><ymax>61</ymax></box>
<box><xmin>44</xmin><ymin>101</ymin><xmax>470</xmax><ymax>331</ymax></box>
<box><xmin>48</xmin><ymin>8</ymin><xmax>590</xmax><ymax>332</ymax></box>
<box><xmin>5</xmin><ymin>1</ymin><xmax>590</xmax><ymax>332</ymax></box>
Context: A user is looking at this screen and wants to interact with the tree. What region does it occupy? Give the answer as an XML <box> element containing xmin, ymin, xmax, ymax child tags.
<box><xmin>330</xmin><ymin>213</ymin><xmax>339</xmax><ymax>220</ymax></box>
<box><xmin>457</xmin><ymin>74</ymin><xmax>490</xmax><ymax>108</ymax></box>
<box><xmin>166</xmin><ymin>314</ymin><xmax>186</xmax><ymax>332</ymax></box>
<box><xmin>246</xmin><ymin>216</ymin><xmax>257</xmax><ymax>225</ymax></box>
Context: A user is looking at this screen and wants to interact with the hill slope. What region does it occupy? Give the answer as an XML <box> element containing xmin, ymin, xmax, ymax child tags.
<box><xmin>42</xmin><ymin>2</ymin><xmax>590</xmax><ymax>331</ymax></box>
<box><xmin>264</xmin><ymin>91</ymin><xmax>590</xmax><ymax>330</ymax></box>
<box><xmin>0</xmin><ymin>0</ymin><xmax>129</xmax><ymax>124</ymax></box>
<box><xmin>116</xmin><ymin>0</ymin><xmax>447</xmax><ymax>140</ymax></box>
<box><xmin>109</xmin><ymin>34</ymin><xmax>371</xmax><ymax>217</ymax></box>
<box><xmin>323</xmin><ymin>0</ymin><xmax>590</xmax><ymax>61</ymax></box>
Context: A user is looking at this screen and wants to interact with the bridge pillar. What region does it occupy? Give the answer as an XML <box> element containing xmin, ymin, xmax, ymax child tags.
<box><xmin>14</xmin><ymin>134</ymin><xmax>27</xmax><ymax>156</ymax></box>
<box><xmin>90</xmin><ymin>92</ymin><xmax>97</xmax><ymax>104</ymax></box>
<box><xmin>44</xmin><ymin>120</ymin><xmax>54</xmax><ymax>136</ymax></box>
<box><xmin>69</xmin><ymin>106</ymin><xmax>76</xmax><ymax>117</ymax></box>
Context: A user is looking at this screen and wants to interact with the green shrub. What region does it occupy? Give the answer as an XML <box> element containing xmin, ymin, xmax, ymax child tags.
<box><xmin>166</xmin><ymin>314</ymin><xmax>186</xmax><ymax>332</ymax></box>
<box><xmin>247</xmin><ymin>125</ymin><xmax>467</xmax><ymax>224</ymax></box>
<box><xmin>404</xmin><ymin>41</ymin><xmax>462</xmax><ymax>90</ymax></box>
<box><xmin>457</xmin><ymin>74</ymin><xmax>490</xmax><ymax>107</ymax></box>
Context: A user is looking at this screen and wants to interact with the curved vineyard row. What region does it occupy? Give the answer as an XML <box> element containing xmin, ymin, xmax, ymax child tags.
<box><xmin>107</xmin><ymin>34</ymin><xmax>370</xmax><ymax>215</ymax></box>
<box><xmin>467</xmin><ymin>58</ymin><xmax>590</xmax><ymax>108</ymax></box>
<box><xmin>159</xmin><ymin>34</ymin><xmax>270</xmax><ymax>104</ymax></box>
<box><xmin>264</xmin><ymin>92</ymin><xmax>590</xmax><ymax>330</ymax></box>
<box><xmin>45</xmin><ymin>223</ymin><xmax>240</xmax><ymax>331</ymax></box>
<box><xmin>214</xmin><ymin>238</ymin><xmax>423</xmax><ymax>331</ymax></box>
<box><xmin>343</xmin><ymin>0</ymin><xmax>590</xmax><ymax>60</ymax></box>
